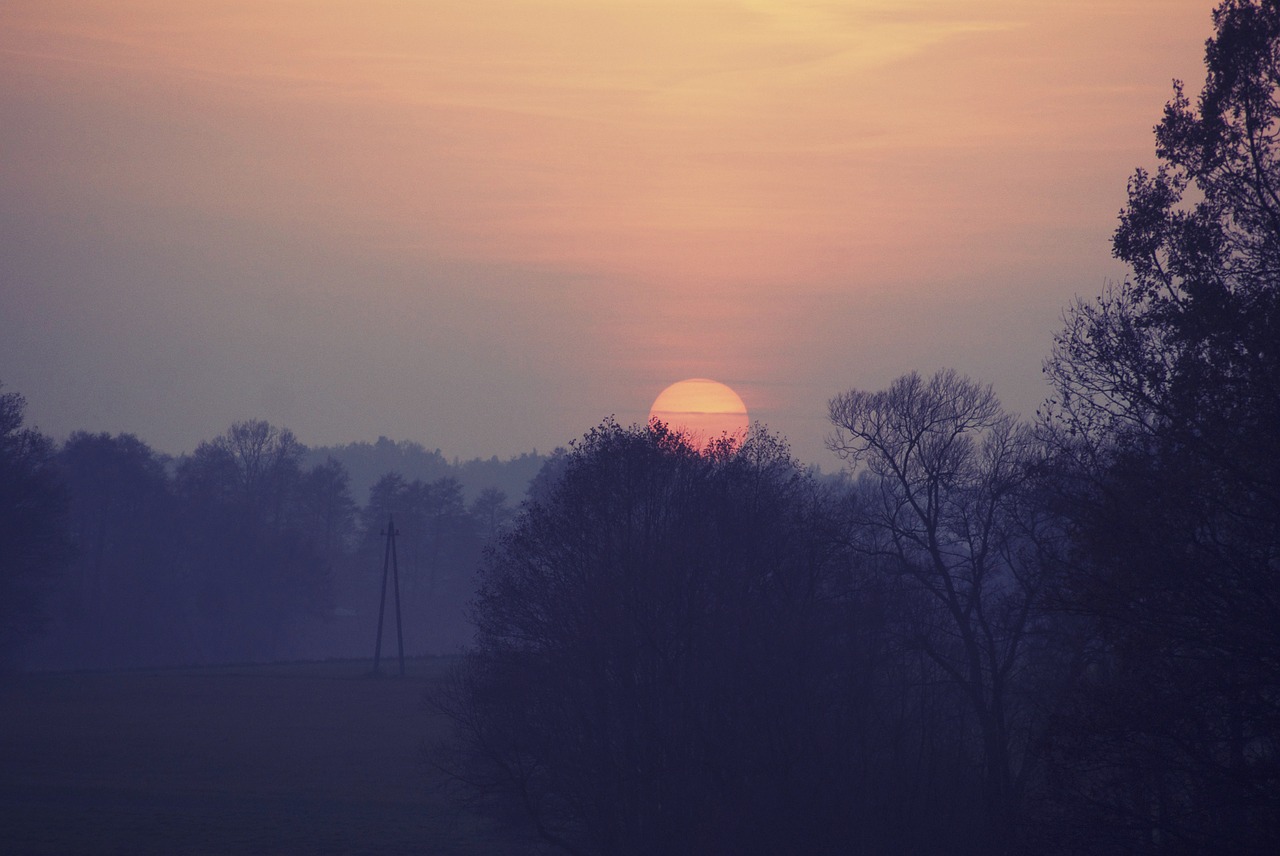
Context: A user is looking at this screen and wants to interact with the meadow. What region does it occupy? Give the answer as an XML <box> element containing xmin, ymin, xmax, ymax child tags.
<box><xmin>0</xmin><ymin>658</ymin><xmax>518</xmax><ymax>855</ymax></box>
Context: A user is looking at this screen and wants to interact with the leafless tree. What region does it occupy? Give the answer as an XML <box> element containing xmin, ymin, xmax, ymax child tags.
<box><xmin>828</xmin><ymin>369</ymin><xmax>1054</xmax><ymax>850</ymax></box>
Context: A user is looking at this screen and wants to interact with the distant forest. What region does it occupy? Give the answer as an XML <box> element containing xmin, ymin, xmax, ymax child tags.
<box><xmin>0</xmin><ymin>413</ymin><xmax>554</xmax><ymax>669</ymax></box>
<box><xmin>302</xmin><ymin>436</ymin><xmax>549</xmax><ymax>509</ymax></box>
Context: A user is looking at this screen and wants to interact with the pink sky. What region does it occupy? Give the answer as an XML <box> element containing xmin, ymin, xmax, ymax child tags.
<box><xmin>1</xmin><ymin>1</ymin><xmax>1214</xmax><ymax>466</ymax></box>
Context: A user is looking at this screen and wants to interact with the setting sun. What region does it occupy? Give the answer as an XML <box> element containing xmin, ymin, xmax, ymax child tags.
<box><xmin>649</xmin><ymin>378</ymin><xmax>749</xmax><ymax>442</ymax></box>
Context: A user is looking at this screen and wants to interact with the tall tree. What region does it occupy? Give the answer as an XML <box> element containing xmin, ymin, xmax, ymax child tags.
<box><xmin>828</xmin><ymin>369</ymin><xmax>1053</xmax><ymax>852</ymax></box>
<box><xmin>174</xmin><ymin>420</ymin><xmax>328</xmax><ymax>662</ymax></box>
<box><xmin>433</xmin><ymin>421</ymin><xmax>857</xmax><ymax>856</ymax></box>
<box><xmin>469</xmin><ymin>487</ymin><xmax>513</xmax><ymax>544</ymax></box>
<box><xmin>0</xmin><ymin>383</ymin><xmax>70</xmax><ymax>666</ymax></box>
<box><xmin>296</xmin><ymin>456</ymin><xmax>357</xmax><ymax>569</ymax></box>
<box><xmin>54</xmin><ymin>432</ymin><xmax>181</xmax><ymax>667</ymax></box>
<box><xmin>208</xmin><ymin>419</ymin><xmax>307</xmax><ymax>532</ymax></box>
<box><xmin>1042</xmin><ymin>2</ymin><xmax>1280</xmax><ymax>850</ymax></box>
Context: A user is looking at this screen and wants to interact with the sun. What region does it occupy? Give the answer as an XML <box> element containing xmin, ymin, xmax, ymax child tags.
<box><xmin>648</xmin><ymin>378</ymin><xmax>749</xmax><ymax>443</ymax></box>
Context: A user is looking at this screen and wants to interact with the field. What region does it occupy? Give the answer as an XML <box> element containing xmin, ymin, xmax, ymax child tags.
<box><xmin>0</xmin><ymin>659</ymin><xmax>521</xmax><ymax>855</ymax></box>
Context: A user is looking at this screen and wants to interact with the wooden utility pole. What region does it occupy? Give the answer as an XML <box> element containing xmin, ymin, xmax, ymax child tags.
<box><xmin>372</xmin><ymin>515</ymin><xmax>405</xmax><ymax>677</ymax></box>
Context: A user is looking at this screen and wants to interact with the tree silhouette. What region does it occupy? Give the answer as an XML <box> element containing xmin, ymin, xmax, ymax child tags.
<box><xmin>1041</xmin><ymin>1</ymin><xmax>1280</xmax><ymax>850</ymax></box>
<box><xmin>53</xmin><ymin>432</ymin><xmax>180</xmax><ymax>667</ymax></box>
<box><xmin>828</xmin><ymin>369</ymin><xmax>1055</xmax><ymax>851</ymax></box>
<box><xmin>0</xmin><ymin>382</ymin><xmax>70</xmax><ymax>666</ymax></box>
<box><xmin>174</xmin><ymin>420</ymin><xmax>330</xmax><ymax>662</ymax></box>
<box><xmin>433</xmin><ymin>420</ymin><xmax>860</xmax><ymax>856</ymax></box>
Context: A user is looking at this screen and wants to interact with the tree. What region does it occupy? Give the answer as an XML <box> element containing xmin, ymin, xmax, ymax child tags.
<box><xmin>53</xmin><ymin>432</ymin><xmax>182</xmax><ymax>667</ymax></box>
<box><xmin>469</xmin><ymin>486</ymin><xmax>513</xmax><ymax>544</ymax></box>
<box><xmin>174</xmin><ymin>420</ymin><xmax>329</xmax><ymax>662</ymax></box>
<box><xmin>525</xmin><ymin>446</ymin><xmax>570</xmax><ymax>503</ymax></box>
<box><xmin>357</xmin><ymin>471</ymin><xmax>481</xmax><ymax>652</ymax></box>
<box><xmin>0</xmin><ymin>383</ymin><xmax>70</xmax><ymax>666</ymax></box>
<box><xmin>432</xmin><ymin>420</ymin><xmax>856</xmax><ymax>856</ymax></box>
<box><xmin>1041</xmin><ymin>2</ymin><xmax>1280</xmax><ymax>850</ymax></box>
<box><xmin>296</xmin><ymin>456</ymin><xmax>357</xmax><ymax>569</ymax></box>
<box><xmin>1046</xmin><ymin>0</ymin><xmax>1280</xmax><ymax>476</ymax></box>
<box><xmin>207</xmin><ymin>419</ymin><xmax>308</xmax><ymax>531</ymax></box>
<box><xmin>828</xmin><ymin>369</ymin><xmax>1054</xmax><ymax>852</ymax></box>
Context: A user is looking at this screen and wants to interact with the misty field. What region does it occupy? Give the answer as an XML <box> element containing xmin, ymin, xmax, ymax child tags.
<box><xmin>0</xmin><ymin>659</ymin><xmax>517</xmax><ymax>856</ymax></box>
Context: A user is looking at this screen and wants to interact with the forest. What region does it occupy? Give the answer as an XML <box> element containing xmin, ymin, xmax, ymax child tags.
<box><xmin>3</xmin><ymin>2</ymin><xmax>1279</xmax><ymax>854</ymax></box>
<box><xmin>0</xmin><ymin>416</ymin><xmax>549</xmax><ymax>668</ymax></box>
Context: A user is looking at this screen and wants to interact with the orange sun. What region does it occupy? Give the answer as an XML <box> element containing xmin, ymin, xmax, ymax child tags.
<box><xmin>648</xmin><ymin>378</ymin><xmax>749</xmax><ymax>443</ymax></box>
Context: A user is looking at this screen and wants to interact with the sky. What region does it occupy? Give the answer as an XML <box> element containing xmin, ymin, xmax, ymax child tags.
<box><xmin>1</xmin><ymin>0</ymin><xmax>1215</xmax><ymax>468</ymax></box>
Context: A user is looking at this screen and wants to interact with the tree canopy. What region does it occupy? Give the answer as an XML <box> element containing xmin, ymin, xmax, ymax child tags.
<box><xmin>1040</xmin><ymin>2</ymin><xmax>1280</xmax><ymax>850</ymax></box>
<box><xmin>434</xmin><ymin>421</ymin><xmax>864</xmax><ymax>856</ymax></box>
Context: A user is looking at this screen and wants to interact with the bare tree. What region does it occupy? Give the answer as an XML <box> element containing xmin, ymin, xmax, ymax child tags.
<box><xmin>828</xmin><ymin>369</ymin><xmax>1051</xmax><ymax>850</ymax></box>
<box><xmin>212</xmin><ymin>419</ymin><xmax>307</xmax><ymax>532</ymax></box>
<box><xmin>174</xmin><ymin>420</ymin><xmax>328</xmax><ymax>661</ymax></box>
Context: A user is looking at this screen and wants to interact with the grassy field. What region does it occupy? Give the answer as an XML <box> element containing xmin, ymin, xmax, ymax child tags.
<box><xmin>0</xmin><ymin>658</ymin><xmax>521</xmax><ymax>855</ymax></box>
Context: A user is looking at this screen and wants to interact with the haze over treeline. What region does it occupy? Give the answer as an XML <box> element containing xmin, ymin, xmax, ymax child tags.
<box><xmin>0</xmin><ymin>409</ymin><xmax>551</xmax><ymax>670</ymax></box>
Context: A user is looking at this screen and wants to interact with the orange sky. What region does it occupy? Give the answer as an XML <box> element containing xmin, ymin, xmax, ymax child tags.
<box><xmin>0</xmin><ymin>1</ymin><xmax>1214</xmax><ymax>466</ymax></box>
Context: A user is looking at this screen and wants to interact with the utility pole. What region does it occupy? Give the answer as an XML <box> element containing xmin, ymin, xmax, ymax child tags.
<box><xmin>372</xmin><ymin>515</ymin><xmax>405</xmax><ymax>677</ymax></box>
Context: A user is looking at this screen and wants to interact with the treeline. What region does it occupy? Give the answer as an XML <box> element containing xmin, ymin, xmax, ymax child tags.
<box><xmin>0</xmin><ymin>410</ymin><xmax>547</xmax><ymax>670</ymax></box>
<box><xmin>436</xmin><ymin>414</ymin><xmax>1052</xmax><ymax>855</ymax></box>
<box><xmin>437</xmin><ymin>358</ymin><xmax>1276</xmax><ymax>856</ymax></box>
<box><xmin>301</xmin><ymin>436</ymin><xmax>547</xmax><ymax>512</ymax></box>
<box><xmin>431</xmin><ymin>5</ymin><xmax>1280</xmax><ymax>855</ymax></box>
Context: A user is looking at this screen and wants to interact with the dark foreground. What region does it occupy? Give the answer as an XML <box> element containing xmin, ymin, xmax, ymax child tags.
<box><xmin>0</xmin><ymin>659</ymin><xmax>516</xmax><ymax>856</ymax></box>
